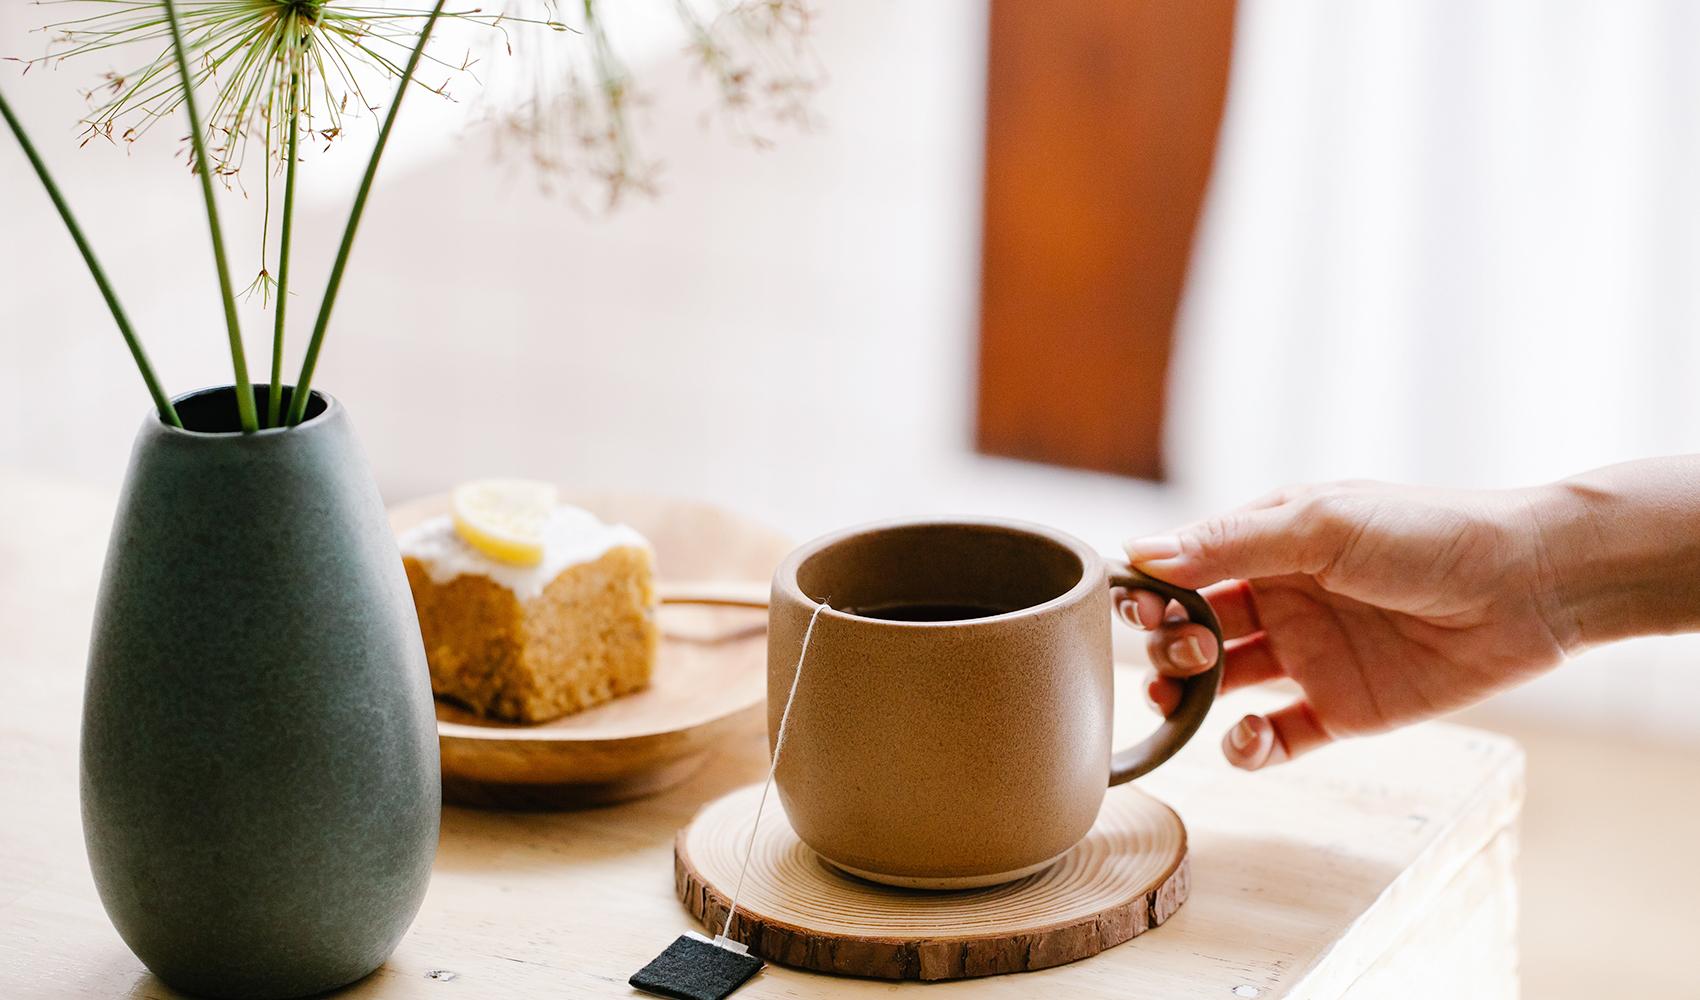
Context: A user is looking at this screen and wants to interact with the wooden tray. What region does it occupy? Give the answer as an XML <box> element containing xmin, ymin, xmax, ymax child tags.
<box><xmin>675</xmin><ymin>783</ymin><xmax>1190</xmax><ymax>980</ymax></box>
<box><xmin>388</xmin><ymin>492</ymin><xmax>791</xmax><ymax>809</ymax></box>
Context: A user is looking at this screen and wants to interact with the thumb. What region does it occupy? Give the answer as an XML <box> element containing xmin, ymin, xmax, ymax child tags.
<box><xmin>1124</xmin><ymin>504</ymin><xmax>1335</xmax><ymax>588</ymax></box>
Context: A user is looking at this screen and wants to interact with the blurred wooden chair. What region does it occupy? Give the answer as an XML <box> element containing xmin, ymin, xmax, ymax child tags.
<box><xmin>977</xmin><ymin>0</ymin><xmax>1237</xmax><ymax>480</ymax></box>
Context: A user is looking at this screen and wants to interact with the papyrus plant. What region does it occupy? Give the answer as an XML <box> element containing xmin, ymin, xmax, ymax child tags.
<box><xmin>1</xmin><ymin>1</ymin><xmax>818</xmax><ymax>432</ymax></box>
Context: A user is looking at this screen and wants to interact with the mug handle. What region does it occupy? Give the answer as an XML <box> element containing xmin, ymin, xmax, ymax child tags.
<box><xmin>1106</xmin><ymin>566</ymin><xmax>1224</xmax><ymax>785</ymax></box>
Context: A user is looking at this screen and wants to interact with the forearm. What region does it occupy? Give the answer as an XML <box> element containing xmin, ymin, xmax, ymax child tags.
<box><xmin>1528</xmin><ymin>455</ymin><xmax>1700</xmax><ymax>651</ymax></box>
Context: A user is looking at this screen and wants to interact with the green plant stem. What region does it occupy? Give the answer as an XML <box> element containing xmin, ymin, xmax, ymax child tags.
<box><xmin>267</xmin><ymin>48</ymin><xmax>301</xmax><ymax>429</ymax></box>
<box><xmin>287</xmin><ymin>0</ymin><xmax>447</xmax><ymax>426</ymax></box>
<box><xmin>164</xmin><ymin>0</ymin><xmax>257</xmax><ymax>433</ymax></box>
<box><xmin>0</xmin><ymin>84</ymin><xmax>182</xmax><ymax>427</ymax></box>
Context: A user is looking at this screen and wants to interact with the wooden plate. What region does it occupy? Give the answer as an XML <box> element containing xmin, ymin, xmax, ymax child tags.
<box><xmin>388</xmin><ymin>492</ymin><xmax>790</xmax><ymax>809</ymax></box>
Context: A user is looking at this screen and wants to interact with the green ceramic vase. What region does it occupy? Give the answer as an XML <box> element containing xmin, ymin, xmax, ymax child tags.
<box><xmin>82</xmin><ymin>386</ymin><xmax>440</xmax><ymax>1000</ymax></box>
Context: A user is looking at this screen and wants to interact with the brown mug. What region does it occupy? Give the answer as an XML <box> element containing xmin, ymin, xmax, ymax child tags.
<box><xmin>768</xmin><ymin>517</ymin><xmax>1222</xmax><ymax>889</ymax></box>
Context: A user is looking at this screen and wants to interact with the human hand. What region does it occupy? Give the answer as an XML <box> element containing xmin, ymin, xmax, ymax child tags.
<box><xmin>1113</xmin><ymin>481</ymin><xmax>1573</xmax><ymax>770</ymax></box>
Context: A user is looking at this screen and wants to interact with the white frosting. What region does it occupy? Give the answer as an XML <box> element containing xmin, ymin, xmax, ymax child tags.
<box><xmin>399</xmin><ymin>506</ymin><xmax>652</xmax><ymax>601</ymax></box>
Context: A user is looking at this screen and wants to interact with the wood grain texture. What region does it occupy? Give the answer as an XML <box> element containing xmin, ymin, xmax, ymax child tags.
<box><xmin>674</xmin><ymin>783</ymin><xmax>1188</xmax><ymax>979</ymax></box>
<box><xmin>387</xmin><ymin>492</ymin><xmax>790</xmax><ymax>808</ymax></box>
<box><xmin>0</xmin><ymin>474</ymin><xmax>1521</xmax><ymax>998</ymax></box>
<box><xmin>976</xmin><ymin>0</ymin><xmax>1237</xmax><ymax>480</ymax></box>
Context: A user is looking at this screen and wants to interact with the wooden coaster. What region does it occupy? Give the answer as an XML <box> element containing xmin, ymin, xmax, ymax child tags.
<box><xmin>674</xmin><ymin>783</ymin><xmax>1190</xmax><ymax>980</ymax></box>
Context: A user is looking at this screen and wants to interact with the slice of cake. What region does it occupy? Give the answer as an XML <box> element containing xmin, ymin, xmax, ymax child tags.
<box><xmin>399</xmin><ymin>481</ymin><xmax>659</xmax><ymax>723</ymax></box>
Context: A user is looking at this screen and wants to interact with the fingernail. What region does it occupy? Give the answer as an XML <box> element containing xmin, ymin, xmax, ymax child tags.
<box><xmin>1228</xmin><ymin>717</ymin><xmax>1257</xmax><ymax>752</ymax></box>
<box><xmin>1119</xmin><ymin>598</ymin><xmax>1146</xmax><ymax>629</ymax></box>
<box><xmin>1124</xmin><ymin>535</ymin><xmax>1182</xmax><ymax>561</ymax></box>
<box><xmin>1168</xmin><ymin>636</ymin><xmax>1209</xmax><ymax>669</ymax></box>
<box><xmin>1141</xmin><ymin>675</ymin><xmax>1162</xmax><ymax>714</ymax></box>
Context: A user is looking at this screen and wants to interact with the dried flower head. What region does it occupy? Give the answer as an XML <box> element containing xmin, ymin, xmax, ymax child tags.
<box><xmin>2</xmin><ymin>0</ymin><xmax>823</xmax><ymax>433</ymax></box>
<box><xmin>30</xmin><ymin>1</ymin><xmax>564</xmax><ymax>177</ymax></box>
<box><xmin>489</xmin><ymin>0</ymin><xmax>661</xmax><ymax>208</ymax></box>
<box><xmin>27</xmin><ymin>0</ymin><xmax>819</xmax><ymax>211</ymax></box>
<box><xmin>677</xmin><ymin>0</ymin><xmax>822</xmax><ymax>143</ymax></box>
<box><xmin>484</xmin><ymin>0</ymin><xmax>823</xmax><ymax>212</ymax></box>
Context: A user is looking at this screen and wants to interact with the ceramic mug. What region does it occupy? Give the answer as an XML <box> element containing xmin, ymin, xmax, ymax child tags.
<box><xmin>768</xmin><ymin>517</ymin><xmax>1222</xmax><ymax>889</ymax></box>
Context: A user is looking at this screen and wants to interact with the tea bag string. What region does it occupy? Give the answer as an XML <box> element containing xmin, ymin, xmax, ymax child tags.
<box><xmin>719</xmin><ymin>598</ymin><xmax>830</xmax><ymax>943</ymax></box>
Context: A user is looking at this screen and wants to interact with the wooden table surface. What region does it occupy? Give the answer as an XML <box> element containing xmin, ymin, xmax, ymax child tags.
<box><xmin>0</xmin><ymin>474</ymin><xmax>1524</xmax><ymax>999</ymax></box>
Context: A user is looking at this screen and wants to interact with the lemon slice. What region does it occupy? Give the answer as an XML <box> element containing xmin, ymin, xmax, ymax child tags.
<box><xmin>451</xmin><ymin>479</ymin><xmax>558</xmax><ymax>566</ymax></box>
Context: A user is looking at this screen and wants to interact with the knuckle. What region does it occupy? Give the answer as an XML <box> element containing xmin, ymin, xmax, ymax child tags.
<box><xmin>1297</xmin><ymin>492</ymin><xmax>1355</xmax><ymax>533</ymax></box>
<box><xmin>1293</xmin><ymin>494</ymin><xmax>1368</xmax><ymax>576</ymax></box>
<box><xmin>1249</xmin><ymin>483</ymin><xmax>1305</xmax><ymax>509</ymax></box>
<box><xmin>1186</xmin><ymin>515</ymin><xmax>1238</xmax><ymax>561</ymax></box>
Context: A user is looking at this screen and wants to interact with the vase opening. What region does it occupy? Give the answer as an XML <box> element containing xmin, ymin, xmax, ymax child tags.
<box><xmin>169</xmin><ymin>385</ymin><xmax>329</xmax><ymax>433</ymax></box>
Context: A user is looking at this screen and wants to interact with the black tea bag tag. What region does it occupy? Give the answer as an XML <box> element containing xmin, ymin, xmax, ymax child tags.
<box><xmin>630</xmin><ymin>932</ymin><xmax>764</xmax><ymax>1000</ymax></box>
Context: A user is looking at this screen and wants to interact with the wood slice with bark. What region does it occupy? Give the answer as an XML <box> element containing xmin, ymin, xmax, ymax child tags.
<box><xmin>674</xmin><ymin>782</ymin><xmax>1190</xmax><ymax>980</ymax></box>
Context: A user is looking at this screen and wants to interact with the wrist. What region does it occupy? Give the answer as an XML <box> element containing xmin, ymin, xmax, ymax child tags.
<box><xmin>1521</xmin><ymin>481</ymin><xmax>1608</xmax><ymax>652</ymax></box>
<box><xmin>1523</xmin><ymin>458</ymin><xmax>1700</xmax><ymax>651</ymax></box>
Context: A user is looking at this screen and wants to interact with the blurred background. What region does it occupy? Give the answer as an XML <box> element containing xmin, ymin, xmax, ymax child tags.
<box><xmin>3</xmin><ymin>1</ymin><xmax>1698</xmax><ymax>995</ymax></box>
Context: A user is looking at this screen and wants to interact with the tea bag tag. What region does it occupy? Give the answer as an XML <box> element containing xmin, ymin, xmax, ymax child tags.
<box><xmin>628</xmin><ymin>932</ymin><xmax>763</xmax><ymax>1000</ymax></box>
<box><xmin>630</xmin><ymin>599</ymin><xmax>830</xmax><ymax>1000</ymax></box>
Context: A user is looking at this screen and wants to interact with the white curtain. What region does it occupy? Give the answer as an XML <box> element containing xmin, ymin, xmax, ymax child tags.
<box><xmin>1164</xmin><ymin>0</ymin><xmax>1700</xmax><ymax>739</ymax></box>
<box><xmin>1169</xmin><ymin>0</ymin><xmax>1700</xmax><ymax>506</ymax></box>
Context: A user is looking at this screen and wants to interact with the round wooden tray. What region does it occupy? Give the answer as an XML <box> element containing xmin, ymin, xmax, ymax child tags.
<box><xmin>388</xmin><ymin>491</ymin><xmax>791</xmax><ymax>809</ymax></box>
<box><xmin>675</xmin><ymin>783</ymin><xmax>1190</xmax><ymax>980</ymax></box>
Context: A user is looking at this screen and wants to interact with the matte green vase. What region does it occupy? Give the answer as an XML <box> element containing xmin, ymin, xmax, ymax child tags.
<box><xmin>83</xmin><ymin>386</ymin><xmax>440</xmax><ymax>1000</ymax></box>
